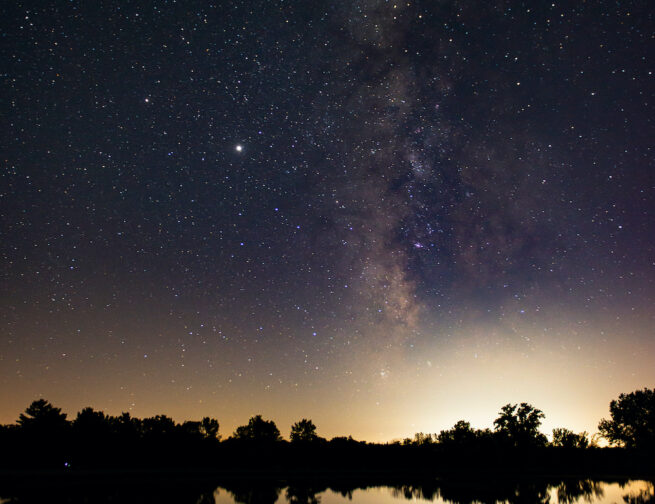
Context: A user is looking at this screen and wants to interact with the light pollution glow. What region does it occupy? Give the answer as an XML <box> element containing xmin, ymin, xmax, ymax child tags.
<box><xmin>2</xmin><ymin>308</ymin><xmax>653</xmax><ymax>443</ymax></box>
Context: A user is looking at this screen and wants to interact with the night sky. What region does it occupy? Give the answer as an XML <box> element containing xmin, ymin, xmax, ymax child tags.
<box><xmin>1</xmin><ymin>1</ymin><xmax>654</xmax><ymax>442</ymax></box>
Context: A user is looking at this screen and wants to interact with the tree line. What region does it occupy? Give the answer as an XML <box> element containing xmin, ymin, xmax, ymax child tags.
<box><xmin>0</xmin><ymin>387</ymin><xmax>652</xmax><ymax>473</ymax></box>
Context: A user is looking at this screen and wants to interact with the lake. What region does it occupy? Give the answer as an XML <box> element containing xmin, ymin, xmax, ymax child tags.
<box><xmin>0</xmin><ymin>478</ymin><xmax>652</xmax><ymax>503</ymax></box>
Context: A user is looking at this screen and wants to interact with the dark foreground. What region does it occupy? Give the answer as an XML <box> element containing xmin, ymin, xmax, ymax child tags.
<box><xmin>4</xmin><ymin>438</ymin><xmax>654</xmax><ymax>476</ymax></box>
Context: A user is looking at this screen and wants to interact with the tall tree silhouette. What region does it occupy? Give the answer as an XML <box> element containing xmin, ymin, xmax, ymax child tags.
<box><xmin>598</xmin><ymin>388</ymin><xmax>655</xmax><ymax>449</ymax></box>
<box><xmin>494</xmin><ymin>403</ymin><xmax>547</xmax><ymax>447</ymax></box>
<box><xmin>16</xmin><ymin>399</ymin><xmax>70</xmax><ymax>468</ymax></box>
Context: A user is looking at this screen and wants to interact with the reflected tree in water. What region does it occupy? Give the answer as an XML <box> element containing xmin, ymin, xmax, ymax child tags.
<box><xmin>392</xmin><ymin>480</ymin><xmax>553</xmax><ymax>504</ymax></box>
<box><xmin>391</xmin><ymin>483</ymin><xmax>440</xmax><ymax>501</ymax></box>
<box><xmin>555</xmin><ymin>479</ymin><xmax>604</xmax><ymax>503</ymax></box>
<box><xmin>225</xmin><ymin>482</ymin><xmax>282</xmax><ymax>504</ymax></box>
<box><xmin>623</xmin><ymin>482</ymin><xmax>655</xmax><ymax>504</ymax></box>
<box><xmin>286</xmin><ymin>485</ymin><xmax>321</xmax><ymax>504</ymax></box>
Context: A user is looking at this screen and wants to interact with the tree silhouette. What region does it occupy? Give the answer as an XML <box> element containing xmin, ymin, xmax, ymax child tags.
<box><xmin>493</xmin><ymin>403</ymin><xmax>547</xmax><ymax>447</ymax></box>
<box><xmin>437</xmin><ymin>420</ymin><xmax>476</xmax><ymax>445</ymax></box>
<box><xmin>15</xmin><ymin>399</ymin><xmax>70</xmax><ymax>468</ymax></box>
<box><xmin>233</xmin><ymin>415</ymin><xmax>282</xmax><ymax>442</ymax></box>
<box><xmin>180</xmin><ymin>417</ymin><xmax>220</xmax><ymax>440</ymax></box>
<box><xmin>111</xmin><ymin>411</ymin><xmax>142</xmax><ymax>440</ymax></box>
<box><xmin>3</xmin><ymin>393</ymin><xmax>654</xmax><ymax>474</ymax></box>
<box><xmin>73</xmin><ymin>407</ymin><xmax>111</xmax><ymax>435</ymax></box>
<box><xmin>17</xmin><ymin>398</ymin><xmax>69</xmax><ymax>433</ymax></box>
<box><xmin>142</xmin><ymin>415</ymin><xmax>177</xmax><ymax>437</ymax></box>
<box><xmin>200</xmin><ymin>417</ymin><xmax>220</xmax><ymax>440</ymax></box>
<box><xmin>290</xmin><ymin>419</ymin><xmax>320</xmax><ymax>443</ymax></box>
<box><xmin>598</xmin><ymin>388</ymin><xmax>655</xmax><ymax>448</ymax></box>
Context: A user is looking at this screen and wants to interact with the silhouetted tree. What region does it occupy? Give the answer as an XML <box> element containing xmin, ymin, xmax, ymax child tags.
<box><xmin>200</xmin><ymin>416</ymin><xmax>220</xmax><ymax>440</ymax></box>
<box><xmin>179</xmin><ymin>418</ymin><xmax>219</xmax><ymax>440</ymax></box>
<box><xmin>15</xmin><ymin>399</ymin><xmax>71</xmax><ymax>468</ymax></box>
<box><xmin>494</xmin><ymin>402</ymin><xmax>547</xmax><ymax>447</ymax></box>
<box><xmin>73</xmin><ymin>407</ymin><xmax>111</xmax><ymax>437</ymax></box>
<box><xmin>110</xmin><ymin>411</ymin><xmax>142</xmax><ymax>440</ymax></box>
<box><xmin>437</xmin><ymin>420</ymin><xmax>476</xmax><ymax>445</ymax></box>
<box><xmin>551</xmin><ymin>428</ymin><xmax>589</xmax><ymax>449</ymax></box>
<box><xmin>181</xmin><ymin>420</ymin><xmax>202</xmax><ymax>435</ymax></box>
<box><xmin>233</xmin><ymin>415</ymin><xmax>282</xmax><ymax>442</ymax></box>
<box><xmin>70</xmin><ymin>407</ymin><xmax>115</xmax><ymax>467</ymax></box>
<box><xmin>412</xmin><ymin>432</ymin><xmax>434</xmax><ymax>445</ymax></box>
<box><xmin>17</xmin><ymin>399</ymin><xmax>69</xmax><ymax>432</ymax></box>
<box><xmin>598</xmin><ymin>388</ymin><xmax>655</xmax><ymax>449</ymax></box>
<box><xmin>290</xmin><ymin>419</ymin><xmax>321</xmax><ymax>443</ymax></box>
<box><xmin>329</xmin><ymin>435</ymin><xmax>360</xmax><ymax>446</ymax></box>
<box><xmin>142</xmin><ymin>415</ymin><xmax>177</xmax><ymax>438</ymax></box>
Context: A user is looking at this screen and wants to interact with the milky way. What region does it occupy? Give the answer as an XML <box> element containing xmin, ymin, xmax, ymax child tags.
<box><xmin>1</xmin><ymin>1</ymin><xmax>654</xmax><ymax>440</ymax></box>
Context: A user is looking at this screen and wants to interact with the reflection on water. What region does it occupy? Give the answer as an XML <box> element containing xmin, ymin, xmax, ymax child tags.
<box><xmin>0</xmin><ymin>478</ymin><xmax>652</xmax><ymax>504</ymax></box>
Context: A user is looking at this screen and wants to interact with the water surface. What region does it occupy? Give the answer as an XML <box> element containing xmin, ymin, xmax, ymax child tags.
<box><xmin>213</xmin><ymin>480</ymin><xmax>653</xmax><ymax>504</ymax></box>
<box><xmin>1</xmin><ymin>478</ymin><xmax>652</xmax><ymax>503</ymax></box>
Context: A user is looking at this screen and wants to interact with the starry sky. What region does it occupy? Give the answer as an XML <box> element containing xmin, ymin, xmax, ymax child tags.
<box><xmin>1</xmin><ymin>1</ymin><xmax>654</xmax><ymax>442</ymax></box>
